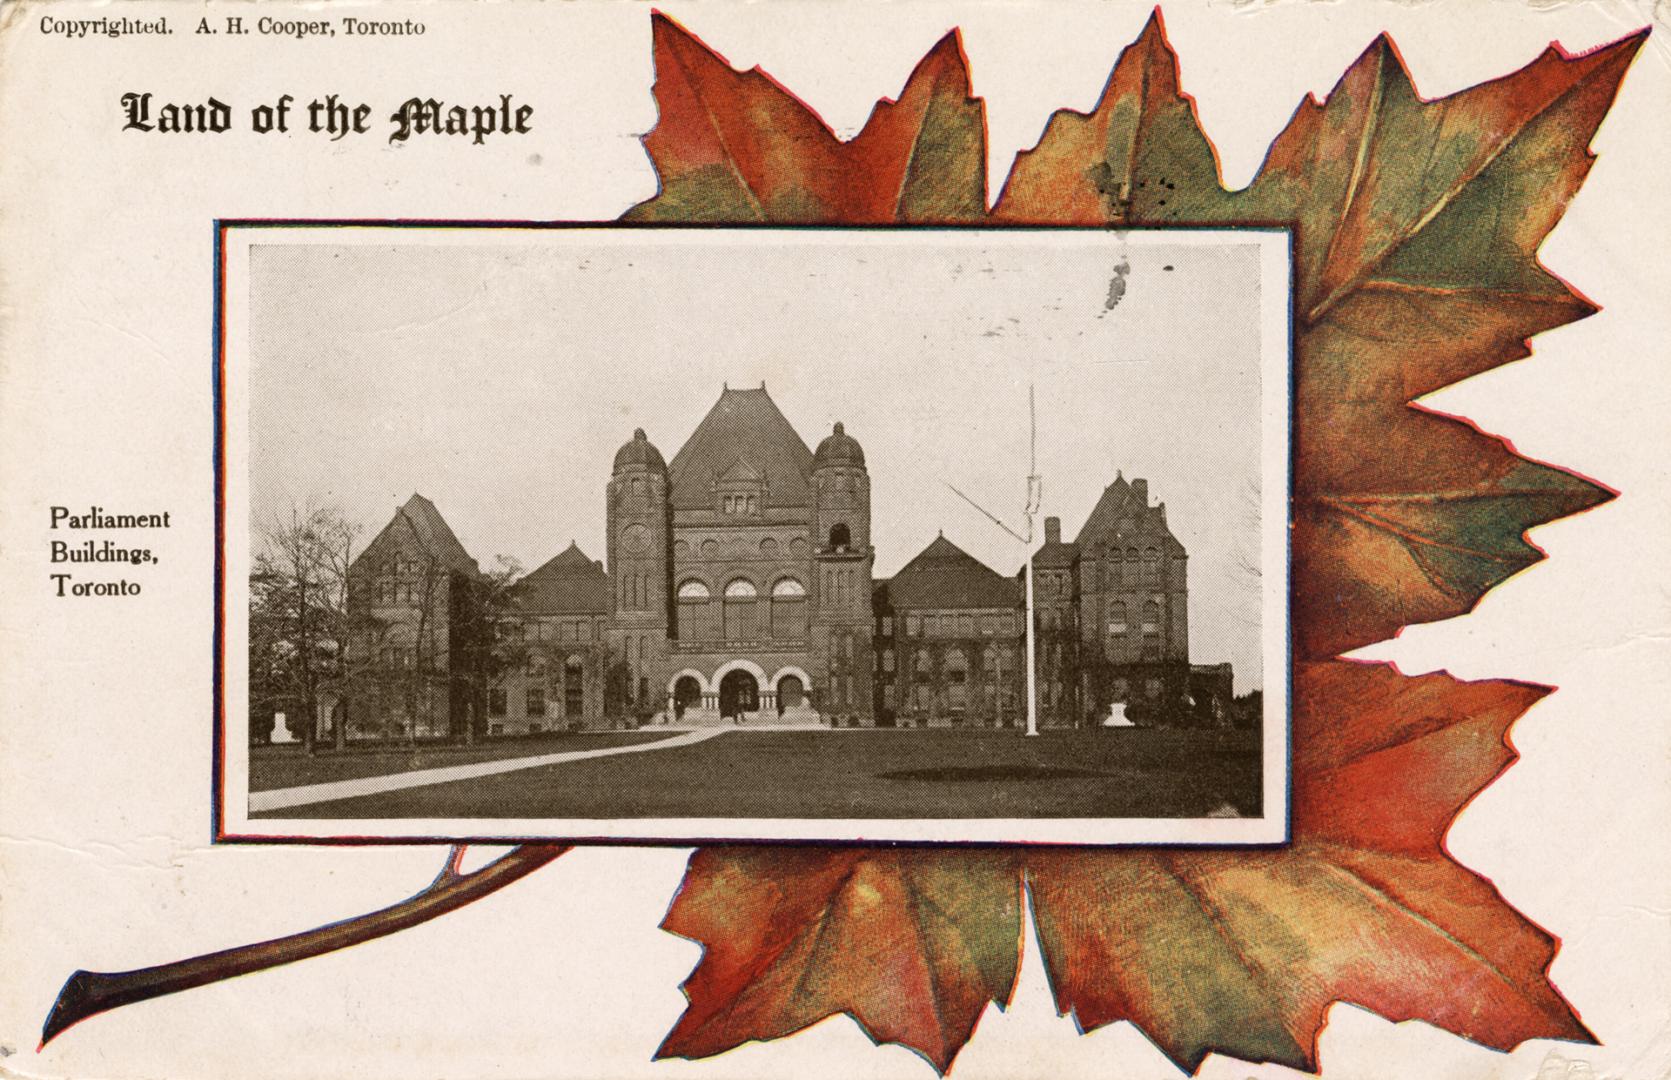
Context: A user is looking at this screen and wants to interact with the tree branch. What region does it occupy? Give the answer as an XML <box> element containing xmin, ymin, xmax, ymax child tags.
<box><xmin>40</xmin><ymin>843</ymin><xmax>569</xmax><ymax>1048</ymax></box>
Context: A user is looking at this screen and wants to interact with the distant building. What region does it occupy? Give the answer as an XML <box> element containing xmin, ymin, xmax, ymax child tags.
<box><xmin>323</xmin><ymin>494</ymin><xmax>490</xmax><ymax>741</ymax></box>
<box><xmin>1034</xmin><ymin>473</ymin><xmax>1203</xmax><ymax>727</ymax></box>
<box><xmin>329</xmin><ymin>386</ymin><xmax>1235</xmax><ymax>739</ymax></box>
<box><xmin>487</xmin><ymin>543</ymin><xmax>613</xmax><ymax>735</ymax></box>
<box><xmin>872</xmin><ymin>534</ymin><xmax>1023</xmax><ymax>727</ymax></box>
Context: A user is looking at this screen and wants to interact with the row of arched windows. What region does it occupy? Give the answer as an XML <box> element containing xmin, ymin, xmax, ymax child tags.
<box><xmin>677</xmin><ymin>576</ymin><xmax>806</xmax><ymax>641</ymax></box>
<box><xmin>676</xmin><ymin>577</ymin><xmax>806</xmax><ymax>600</ymax></box>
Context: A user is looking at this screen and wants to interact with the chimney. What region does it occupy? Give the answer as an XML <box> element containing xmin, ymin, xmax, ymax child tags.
<box><xmin>1132</xmin><ymin>479</ymin><xmax>1148</xmax><ymax>506</ymax></box>
<box><xmin>1044</xmin><ymin>517</ymin><xmax>1061</xmax><ymax>545</ymax></box>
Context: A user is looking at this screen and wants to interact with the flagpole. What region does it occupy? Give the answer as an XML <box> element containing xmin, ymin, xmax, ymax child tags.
<box><xmin>1023</xmin><ymin>385</ymin><xmax>1040</xmax><ymax>737</ymax></box>
<box><xmin>944</xmin><ymin>384</ymin><xmax>1042</xmax><ymax>737</ymax></box>
<box><xmin>1024</xmin><ymin>538</ymin><xmax>1038</xmax><ymax>737</ymax></box>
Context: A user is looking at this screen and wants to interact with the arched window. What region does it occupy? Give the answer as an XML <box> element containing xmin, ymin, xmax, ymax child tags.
<box><xmin>770</xmin><ymin>577</ymin><xmax>807</xmax><ymax>639</ymax></box>
<box><xmin>1109</xmin><ymin>601</ymin><xmax>1128</xmax><ymax>635</ymax></box>
<box><xmin>828</xmin><ymin>522</ymin><xmax>851</xmax><ymax>551</ymax></box>
<box><xmin>677</xmin><ymin>580</ymin><xmax>717</xmax><ymax>640</ymax></box>
<box><xmin>724</xmin><ymin>579</ymin><xmax>759</xmax><ymax>641</ymax></box>
<box><xmin>759</xmin><ymin>537</ymin><xmax>779</xmax><ymax>557</ymax></box>
<box><xmin>1143</xmin><ymin>546</ymin><xmax>1160</xmax><ymax>584</ymax></box>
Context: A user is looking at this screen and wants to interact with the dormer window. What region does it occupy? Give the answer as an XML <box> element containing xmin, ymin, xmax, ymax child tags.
<box><xmin>714</xmin><ymin>458</ymin><xmax>764</xmax><ymax>517</ymax></box>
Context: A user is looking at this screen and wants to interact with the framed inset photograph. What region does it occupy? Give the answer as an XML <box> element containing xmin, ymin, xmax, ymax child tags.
<box><xmin>217</xmin><ymin>224</ymin><xmax>1291</xmax><ymax>844</ymax></box>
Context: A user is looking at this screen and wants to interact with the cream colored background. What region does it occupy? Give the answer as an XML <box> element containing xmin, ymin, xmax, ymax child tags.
<box><xmin>1</xmin><ymin>1</ymin><xmax>1666</xmax><ymax>1078</ymax></box>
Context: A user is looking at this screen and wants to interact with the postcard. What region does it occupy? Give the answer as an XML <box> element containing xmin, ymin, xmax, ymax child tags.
<box><xmin>0</xmin><ymin>2</ymin><xmax>1665</xmax><ymax>1078</ymax></box>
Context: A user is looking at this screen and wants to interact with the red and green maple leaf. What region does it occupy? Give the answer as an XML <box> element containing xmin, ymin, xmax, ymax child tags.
<box><xmin>627</xmin><ymin>10</ymin><xmax>1642</xmax><ymax>1073</ymax></box>
<box><xmin>41</xmin><ymin>10</ymin><xmax>1645</xmax><ymax>1075</ymax></box>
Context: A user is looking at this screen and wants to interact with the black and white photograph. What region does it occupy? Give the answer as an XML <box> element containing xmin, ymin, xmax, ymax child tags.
<box><xmin>223</xmin><ymin>226</ymin><xmax>1290</xmax><ymax>843</ymax></box>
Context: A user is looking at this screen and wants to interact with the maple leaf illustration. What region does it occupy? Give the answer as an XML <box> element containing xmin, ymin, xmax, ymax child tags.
<box><xmin>659</xmin><ymin>662</ymin><xmax>1585</xmax><ymax>1072</ymax></box>
<box><xmin>629</xmin><ymin>10</ymin><xmax>1643</xmax><ymax>1074</ymax></box>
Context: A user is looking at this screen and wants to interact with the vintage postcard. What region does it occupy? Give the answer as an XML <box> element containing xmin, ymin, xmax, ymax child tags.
<box><xmin>0</xmin><ymin>2</ymin><xmax>1666</xmax><ymax>1079</ymax></box>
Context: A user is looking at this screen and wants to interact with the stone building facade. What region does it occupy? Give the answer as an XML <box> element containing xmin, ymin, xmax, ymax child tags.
<box><xmin>872</xmin><ymin>535</ymin><xmax>1024</xmax><ymax>727</ymax></box>
<box><xmin>335</xmin><ymin>388</ymin><xmax>1233</xmax><ymax>738</ymax></box>
<box><xmin>487</xmin><ymin>543</ymin><xmax>614</xmax><ymax>735</ymax></box>
<box><xmin>608</xmin><ymin>386</ymin><xmax>875</xmax><ymax>725</ymax></box>
<box><xmin>328</xmin><ymin>493</ymin><xmax>490</xmax><ymax>741</ymax></box>
<box><xmin>1029</xmin><ymin>474</ymin><xmax>1203</xmax><ymax>726</ymax></box>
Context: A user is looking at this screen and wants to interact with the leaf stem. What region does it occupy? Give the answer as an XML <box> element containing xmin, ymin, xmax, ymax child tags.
<box><xmin>40</xmin><ymin>843</ymin><xmax>569</xmax><ymax>1048</ymax></box>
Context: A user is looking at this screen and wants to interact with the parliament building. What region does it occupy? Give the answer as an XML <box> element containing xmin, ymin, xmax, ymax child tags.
<box><xmin>334</xmin><ymin>385</ymin><xmax>1233</xmax><ymax>740</ymax></box>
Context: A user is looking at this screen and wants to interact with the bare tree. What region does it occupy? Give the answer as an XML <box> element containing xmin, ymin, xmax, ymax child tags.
<box><xmin>252</xmin><ymin>502</ymin><xmax>358</xmax><ymax>754</ymax></box>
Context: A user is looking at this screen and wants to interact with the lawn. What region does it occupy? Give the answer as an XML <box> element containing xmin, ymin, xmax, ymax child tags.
<box><xmin>255</xmin><ymin>728</ymin><xmax>1263</xmax><ymax>820</ymax></box>
<box><xmin>249</xmin><ymin>730</ymin><xmax>681</xmax><ymax>792</ymax></box>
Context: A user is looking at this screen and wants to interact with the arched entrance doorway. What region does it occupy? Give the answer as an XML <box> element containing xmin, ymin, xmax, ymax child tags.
<box><xmin>672</xmin><ymin>675</ymin><xmax>702</xmax><ymax>719</ymax></box>
<box><xmin>719</xmin><ymin>669</ymin><xmax>758</xmax><ymax>720</ymax></box>
<box><xmin>776</xmin><ymin>674</ymin><xmax>804</xmax><ymax>716</ymax></box>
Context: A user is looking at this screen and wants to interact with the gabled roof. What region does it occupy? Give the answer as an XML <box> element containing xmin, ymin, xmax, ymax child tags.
<box><xmin>511</xmin><ymin>542</ymin><xmax>610</xmax><ymax>615</ymax></box>
<box><xmin>1074</xmin><ymin>475</ymin><xmax>1184</xmax><ymax>554</ymax></box>
<box><xmin>668</xmin><ymin>387</ymin><xmax>813</xmax><ymax>510</ymax></box>
<box><xmin>355</xmin><ymin>493</ymin><xmax>481</xmax><ymax>578</ymax></box>
<box><xmin>884</xmin><ymin>534</ymin><xmax>1020</xmax><ymax>610</ymax></box>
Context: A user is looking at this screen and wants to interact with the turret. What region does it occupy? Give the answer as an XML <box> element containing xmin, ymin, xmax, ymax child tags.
<box><xmin>811</xmin><ymin>421</ymin><xmax>874</xmax><ymax>721</ymax></box>
<box><xmin>607</xmin><ymin>428</ymin><xmax>670</xmax><ymax>703</ymax></box>
<box><xmin>812</xmin><ymin>421</ymin><xmax>870</xmax><ymax>554</ymax></box>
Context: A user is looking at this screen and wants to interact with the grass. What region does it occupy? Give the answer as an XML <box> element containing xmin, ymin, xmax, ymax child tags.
<box><xmin>249</xmin><ymin>730</ymin><xmax>680</xmax><ymax>792</ymax></box>
<box><xmin>255</xmin><ymin>728</ymin><xmax>1263</xmax><ymax>820</ymax></box>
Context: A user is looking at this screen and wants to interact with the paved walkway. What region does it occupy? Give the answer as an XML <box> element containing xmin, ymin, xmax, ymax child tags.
<box><xmin>250</xmin><ymin>728</ymin><xmax>729</xmax><ymax>813</ymax></box>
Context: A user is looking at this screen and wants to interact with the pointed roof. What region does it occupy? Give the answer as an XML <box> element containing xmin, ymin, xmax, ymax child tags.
<box><xmin>1074</xmin><ymin>475</ymin><xmax>1139</xmax><ymax>544</ymax></box>
<box><xmin>668</xmin><ymin>387</ymin><xmax>813</xmax><ymax>510</ymax></box>
<box><xmin>1074</xmin><ymin>476</ymin><xmax>1185</xmax><ymax>554</ymax></box>
<box><xmin>884</xmin><ymin>534</ymin><xmax>1020</xmax><ymax>609</ymax></box>
<box><xmin>355</xmin><ymin>493</ymin><xmax>481</xmax><ymax>577</ymax></box>
<box><xmin>511</xmin><ymin>542</ymin><xmax>610</xmax><ymax>615</ymax></box>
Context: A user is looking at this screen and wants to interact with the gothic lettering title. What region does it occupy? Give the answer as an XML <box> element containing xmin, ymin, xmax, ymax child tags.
<box><xmin>119</xmin><ymin>93</ymin><xmax>534</xmax><ymax>145</ymax></box>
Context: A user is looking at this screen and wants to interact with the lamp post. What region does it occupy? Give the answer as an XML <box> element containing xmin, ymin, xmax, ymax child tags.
<box><xmin>947</xmin><ymin>386</ymin><xmax>1042</xmax><ymax>737</ymax></box>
